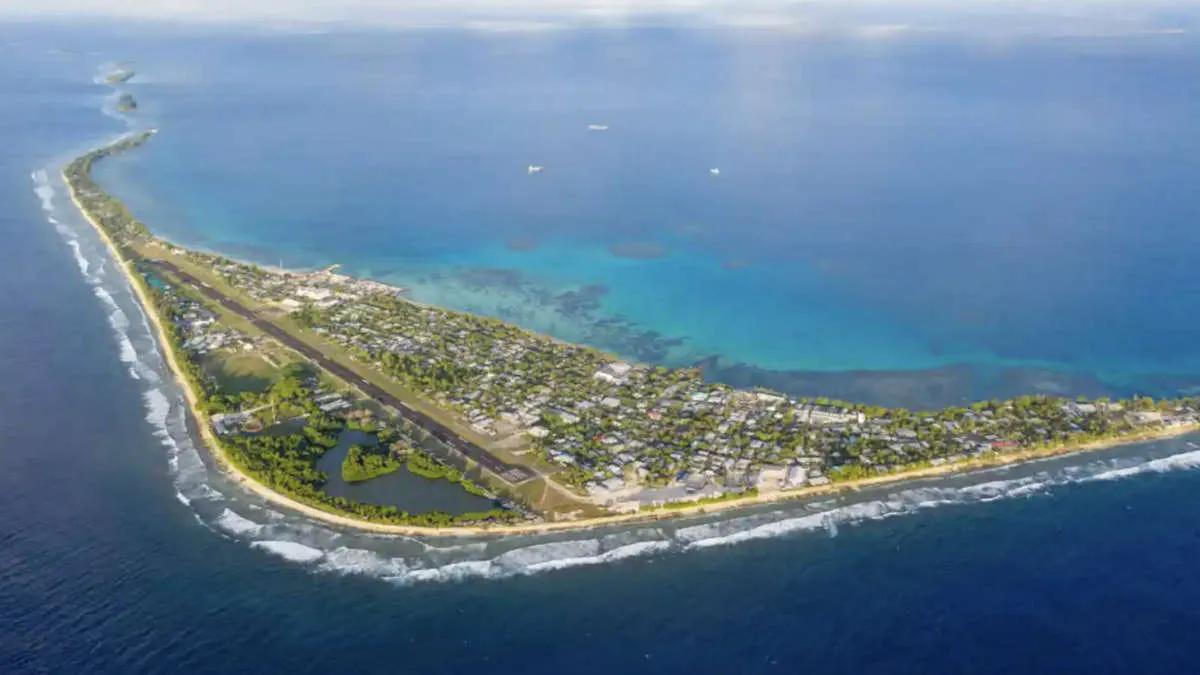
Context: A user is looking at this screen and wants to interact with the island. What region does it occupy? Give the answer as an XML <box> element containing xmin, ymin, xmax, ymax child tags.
<box><xmin>115</xmin><ymin>93</ymin><xmax>138</xmax><ymax>113</ymax></box>
<box><xmin>63</xmin><ymin>130</ymin><xmax>1200</xmax><ymax>535</ymax></box>
<box><xmin>342</xmin><ymin>443</ymin><xmax>402</xmax><ymax>483</ymax></box>
<box><xmin>104</xmin><ymin>66</ymin><xmax>135</xmax><ymax>85</ymax></box>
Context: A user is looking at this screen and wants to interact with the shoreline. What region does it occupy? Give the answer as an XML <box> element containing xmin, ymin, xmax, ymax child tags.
<box><xmin>63</xmin><ymin>142</ymin><xmax>1200</xmax><ymax>539</ymax></box>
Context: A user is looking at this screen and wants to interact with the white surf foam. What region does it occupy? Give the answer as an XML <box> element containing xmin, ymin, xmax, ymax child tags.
<box><xmin>682</xmin><ymin>502</ymin><xmax>891</xmax><ymax>550</ymax></box>
<box><xmin>318</xmin><ymin>547</ymin><xmax>409</xmax><ymax>577</ymax></box>
<box><xmin>251</xmin><ymin>540</ymin><xmax>326</xmax><ymax>563</ymax></box>
<box><xmin>1085</xmin><ymin>449</ymin><xmax>1200</xmax><ymax>482</ymax></box>
<box><xmin>90</xmin><ymin>284</ymin><xmax>160</xmax><ymax>381</ymax></box>
<box><xmin>190</xmin><ymin>484</ymin><xmax>224</xmax><ymax>502</ymax></box>
<box><xmin>393</xmin><ymin>536</ymin><xmax>677</xmax><ymax>584</ymax></box>
<box><xmin>217</xmin><ymin>509</ymin><xmax>264</xmax><ymax>536</ymax></box>
<box><xmin>116</xmin><ymin>335</ymin><xmax>138</xmax><ymax>365</ymax></box>
<box><xmin>675</xmin><ymin>474</ymin><xmax>1059</xmax><ymax>551</ymax></box>
<box><xmin>31</xmin><ymin>170</ymin><xmax>55</xmax><ymax>212</ymax></box>
<box><xmin>93</xmin><ymin>286</ymin><xmax>126</xmax><ymax>322</ymax></box>
<box><xmin>422</xmin><ymin>540</ymin><xmax>489</xmax><ymax>553</ymax></box>
<box><xmin>32</xmin><ymin>158</ymin><xmax>248</xmax><ymax>567</ymax></box>
<box><xmin>493</xmin><ymin>539</ymin><xmax>602</xmax><ymax>570</ymax></box>
<box><xmin>522</xmin><ymin>540</ymin><xmax>673</xmax><ymax>573</ymax></box>
<box><xmin>674</xmin><ymin>447</ymin><xmax>1200</xmax><ymax>551</ymax></box>
<box><xmin>65</xmin><ymin>239</ymin><xmax>90</xmax><ymax>277</ymax></box>
<box><xmin>143</xmin><ymin>387</ymin><xmax>170</xmax><ymax>430</ymax></box>
<box><xmin>956</xmin><ymin>474</ymin><xmax>1054</xmax><ymax>502</ymax></box>
<box><xmin>401</xmin><ymin>560</ymin><xmax>496</xmax><ymax>584</ymax></box>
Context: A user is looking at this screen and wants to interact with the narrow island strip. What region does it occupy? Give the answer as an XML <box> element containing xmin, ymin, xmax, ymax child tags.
<box><xmin>64</xmin><ymin>130</ymin><xmax>1200</xmax><ymax>537</ymax></box>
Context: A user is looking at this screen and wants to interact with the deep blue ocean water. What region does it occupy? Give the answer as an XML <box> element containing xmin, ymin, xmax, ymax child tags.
<box><xmin>4</xmin><ymin>20</ymin><xmax>1200</xmax><ymax>674</ymax></box>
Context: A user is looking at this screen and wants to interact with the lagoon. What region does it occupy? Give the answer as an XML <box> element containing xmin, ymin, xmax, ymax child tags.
<box><xmin>88</xmin><ymin>26</ymin><xmax>1200</xmax><ymax>408</ymax></box>
<box><xmin>314</xmin><ymin>430</ymin><xmax>496</xmax><ymax>515</ymax></box>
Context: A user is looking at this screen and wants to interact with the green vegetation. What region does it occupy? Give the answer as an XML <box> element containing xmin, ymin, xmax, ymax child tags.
<box><xmin>206</xmin><ymin>353</ymin><xmax>281</xmax><ymax>394</ymax></box>
<box><xmin>64</xmin><ymin>134</ymin><xmax>521</xmax><ymax>527</ymax></box>
<box><xmin>341</xmin><ymin>444</ymin><xmax>402</xmax><ymax>483</ymax></box>
<box><xmin>64</xmin><ymin>131</ymin><xmax>155</xmax><ymax>245</ymax></box>
<box><xmin>116</xmin><ymin>93</ymin><xmax>138</xmax><ymax>112</ymax></box>
<box><xmin>220</xmin><ymin>425</ymin><xmax>513</xmax><ymax>527</ymax></box>
<box><xmin>406</xmin><ymin>448</ymin><xmax>492</xmax><ymax>497</ymax></box>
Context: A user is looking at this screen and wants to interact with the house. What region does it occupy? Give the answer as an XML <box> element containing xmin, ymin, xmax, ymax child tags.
<box><xmin>318</xmin><ymin>398</ymin><xmax>351</xmax><ymax>413</ymax></box>
<box><xmin>755</xmin><ymin>464</ymin><xmax>789</xmax><ymax>491</ymax></box>
<box><xmin>294</xmin><ymin>286</ymin><xmax>334</xmax><ymax>302</ymax></box>
<box><xmin>784</xmin><ymin>464</ymin><xmax>808</xmax><ymax>487</ymax></box>
<box><xmin>1063</xmin><ymin>402</ymin><xmax>1098</xmax><ymax>417</ymax></box>
<box><xmin>593</xmin><ymin>361</ymin><xmax>633</xmax><ymax>385</ymax></box>
<box><xmin>755</xmin><ymin>392</ymin><xmax>786</xmax><ymax>406</ymax></box>
<box><xmin>210</xmin><ymin>411</ymin><xmax>250</xmax><ymax>435</ymax></box>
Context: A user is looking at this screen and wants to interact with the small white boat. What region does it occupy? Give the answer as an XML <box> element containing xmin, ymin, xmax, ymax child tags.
<box><xmin>587</xmin><ymin>124</ymin><xmax>609</xmax><ymax>131</ymax></box>
<box><xmin>709</xmin><ymin>167</ymin><xmax>721</xmax><ymax>176</ymax></box>
<box><xmin>527</xmin><ymin>165</ymin><xmax>544</xmax><ymax>174</ymax></box>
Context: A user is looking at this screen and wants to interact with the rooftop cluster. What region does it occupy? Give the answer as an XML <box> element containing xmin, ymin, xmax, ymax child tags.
<box><xmin>204</xmin><ymin>254</ymin><xmax>1200</xmax><ymax>512</ymax></box>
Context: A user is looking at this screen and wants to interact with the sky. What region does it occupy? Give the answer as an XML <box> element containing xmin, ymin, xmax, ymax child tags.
<box><xmin>1</xmin><ymin>0</ymin><xmax>1195</xmax><ymax>38</ymax></box>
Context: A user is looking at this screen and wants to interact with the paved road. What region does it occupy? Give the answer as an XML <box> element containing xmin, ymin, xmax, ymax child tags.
<box><xmin>148</xmin><ymin>259</ymin><xmax>537</xmax><ymax>485</ymax></box>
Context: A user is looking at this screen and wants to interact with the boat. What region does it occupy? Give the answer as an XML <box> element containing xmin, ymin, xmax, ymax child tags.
<box><xmin>587</xmin><ymin>124</ymin><xmax>609</xmax><ymax>131</ymax></box>
<box><xmin>709</xmin><ymin>167</ymin><xmax>720</xmax><ymax>176</ymax></box>
<box><xmin>527</xmin><ymin>165</ymin><xmax>544</xmax><ymax>174</ymax></box>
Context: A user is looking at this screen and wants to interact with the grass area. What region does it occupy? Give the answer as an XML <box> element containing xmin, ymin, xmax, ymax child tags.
<box><xmin>510</xmin><ymin>478</ymin><xmax>610</xmax><ymax>518</ymax></box>
<box><xmin>204</xmin><ymin>352</ymin><xmax>280</xmax><ymax>394</ymax></box>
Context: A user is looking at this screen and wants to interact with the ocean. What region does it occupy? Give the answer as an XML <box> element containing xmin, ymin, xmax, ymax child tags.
<box><xmin>3</xmin><ymin>19</ymin><xmax>1200</xmax><ymax>674</ymax></box>
<box><xmin>68</xmin><ymin>20</ymin><xmax>1200</xmax><ymax>408</ymax></box>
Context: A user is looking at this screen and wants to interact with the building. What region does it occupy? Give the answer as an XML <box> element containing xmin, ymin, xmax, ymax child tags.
<box><xmin>797</xmin><ymin>404</ymin><xmax>865</xmax><ymax>426</ymax></box>
<box><xmin>755</xmin><ymin>465</ymin><xmax>789</xmax><ymax>491</ymax></box>
<box><xmin>593</xmin><ymin>361</ymin><xmax>633</xmax><ymax>385</ymax></box>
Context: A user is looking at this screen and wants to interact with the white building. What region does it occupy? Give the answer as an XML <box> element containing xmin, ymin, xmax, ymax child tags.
<box><xmin>797</xmin><ymin>404</ymin><xmax>865</xmax><ymax>426</ymax></box>
<box><xmin>593</xmin><ymin>361</ymin><xmax>633</xmax><ymax>385</ymax></box>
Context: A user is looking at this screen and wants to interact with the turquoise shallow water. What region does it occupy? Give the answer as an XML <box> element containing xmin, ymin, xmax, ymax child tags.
<box><xmin>76</xmin><ymin>25</ymin><xmax>1200</xmax><ymax>409</ymax></box>
<box><xmin>80</xmin><ymin>24</ymin><xmax>1200</xmax><ymax>407</ymax></box>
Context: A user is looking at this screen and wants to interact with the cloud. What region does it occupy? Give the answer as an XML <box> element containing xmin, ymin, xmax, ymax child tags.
<box><xmin>855</xmin><ymin>23</ymin><xmax>912</xmax><ymax>39</ymax></box>
<box><xmin>2</xmin><ymin>0</ymin><xmax>1197</xmax><ymax>40</ymax></box>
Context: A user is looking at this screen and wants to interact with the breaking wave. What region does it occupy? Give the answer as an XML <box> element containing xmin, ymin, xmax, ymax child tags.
<box><xmin>252</xmin><ymin>541</ymin><xmax>326</xmax><ymax>563</ymax></box>
<box><xmin>32</xmin><ymin>169</ymin><xmax>54</xmax><ymax>211</ymax></box>
<box><xmin>66</xmin><ymin>239</ymin><xmax>89</xmax><ymax>276</ymax></box>
<box><xmin>1085</xmin><ymin>449</ymin><xmax>1200</xmax><ymax>482</ymax></box>
<box><xmin>217</xmin><ymin>509</ymin><xmax>264</xmax><ymax>536</ymax></box>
